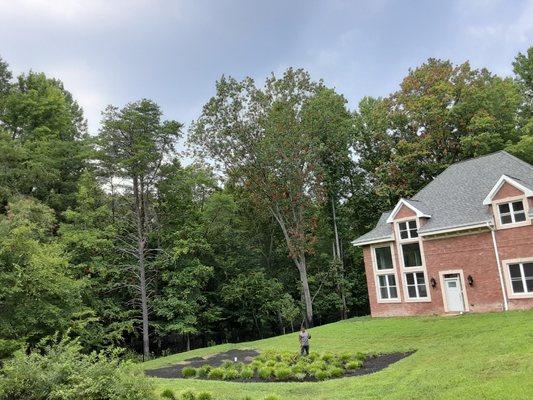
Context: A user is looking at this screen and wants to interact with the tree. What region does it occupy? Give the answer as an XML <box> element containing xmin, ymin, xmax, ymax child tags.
<box><xmin>59</xmin><ymin>171</ymin><xmax>134</xmax><ymax>351</ymax></box>
<box><xmin>190</xmin><ymin>69</ymin><xmax>327</xmax><ymax>326</ymax></box>
<box><xmin>0</xmin><ymin>197</ymin><xmax>83</xmax><ymax>351</ymax></box>
<box><xmin>0</xmin><ymin>66</ymin><xmax>88</xmax><ymax>212</ymax></box>
<box><xmin>98</xmin><ymin>99</ymin><xmax>182</xmax><ymax>358</ymax></box>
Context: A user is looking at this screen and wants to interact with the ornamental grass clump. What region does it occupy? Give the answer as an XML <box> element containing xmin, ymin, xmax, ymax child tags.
<box><xmin>273</xmin><ymin>367</ymin><xmax>292</xmax><ymax>380</ymax></box>
<box><xmin>182</xmin><ymin>366</ymin><xmax>197</xmax><ymax>378</ymax></box>
<box><xmin>258</xmin><ymin>367</ymin><xmax>274</xmax><ymax>380</ymax></box>
<box><xmin>207</xmin><ymin>368</ymin><xmax>224</xmax><ymax>380</ymax></box>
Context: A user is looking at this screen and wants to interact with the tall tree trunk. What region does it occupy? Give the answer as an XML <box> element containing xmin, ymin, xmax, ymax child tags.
<box><xmin>133</xmin><ymin>175</ymin><xmax>150</xmax><ymax>359</ymax></box>
<box><xmin>271</xmin><ymin>206</ymin><xmax>314</xmax><ymax>327</ymax></box>
<box><xmin>296</xmin><ymin>254</ymin><xmax>313</xmax><ymax>327</ymax></box>
<box><xmin>331</xmin><ymin>196</ymin><xmax>347</xmax><ymax>320</ymax></box>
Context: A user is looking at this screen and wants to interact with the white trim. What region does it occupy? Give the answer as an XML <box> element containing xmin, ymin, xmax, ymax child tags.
<box><xmin>386</xmin><ymin>199</ymin><xmax>431</xmax><ymax>223</ymax></box>
<box><xmin>370</xmin><ymin>243</ymin><xmax>401</xmax><ymax>303</ymax></box>
<box><xmin>489</xmin><ymin>225</ymin><xmax>509</xmax><ymax>310</ymax></box>
<box><xmin>502</xmin><ymin>257</ymin><xmax>533</xmax><ymax>299</ymax></box>
<box><xmin>438</xmin><ymin>270</ymin><xmax>470</xmax><ymax>313</ymax></box>
<box><xmin>483</xmin><ymin>175</ymin><xmax>533</xmax><ymax>205</ymax></box>
<box><xmin>351</xmin><ymin>236</ymin><xmax>393</xmax><ymax>247</ymax></box>
<box><xmin>419</xmin><ymin>223</ymin><xmax>490</xmax><ymax>237</ymax></box>
<box><xmin>394</xmin><ymin>217</ymin><xmax>431</xmax><ymax>302</ymax></box>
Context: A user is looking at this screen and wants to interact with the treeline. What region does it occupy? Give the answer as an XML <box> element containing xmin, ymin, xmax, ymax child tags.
<box><xmin>0</xmin><ymin>48</ymin><xmax>531</xmax><ymax>359</ymax></box>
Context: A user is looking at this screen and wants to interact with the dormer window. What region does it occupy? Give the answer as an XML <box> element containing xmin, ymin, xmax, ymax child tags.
<box><xmin>399</xmin><ymin>220</ymin><xmax>418</xmax><ymax>240</ymax></box>
<box><xmin>498</xmin><ymin>201</ymin><xmax>526</xmax><ymax>225</ymax></box>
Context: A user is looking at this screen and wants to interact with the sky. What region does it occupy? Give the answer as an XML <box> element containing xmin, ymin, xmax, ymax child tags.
<box><xmin>1</xmin><ymin>0</ymin><xmax>532</xmax><ymax>134</ymax></box>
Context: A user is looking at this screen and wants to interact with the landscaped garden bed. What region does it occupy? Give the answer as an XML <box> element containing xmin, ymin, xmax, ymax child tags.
<box><xmin>146</xmin><ymin>349</ymin><xmax>414</xmax><ymax>381</ymax></box>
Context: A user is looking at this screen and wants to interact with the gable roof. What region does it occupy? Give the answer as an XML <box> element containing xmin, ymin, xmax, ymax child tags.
<box><xmin>352</xmin><ymin>151</ymin><xmax>533</xmax><ymax>245</ymax></box>
<box><xmin>385</xmin><ymin>198</ymin><xmax>431</xmax><ymax>223</ymax></box>
<box><xmin>482</xmin><ymin>175</ymin><xmax>533</xmax><ymax>205</ymax></box>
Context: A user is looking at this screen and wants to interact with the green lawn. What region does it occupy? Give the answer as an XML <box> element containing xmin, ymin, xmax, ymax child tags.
<box><xmin>143</xmin><ymin>310</ymin><xmax>533</xmax><ymax>400</ymax></box>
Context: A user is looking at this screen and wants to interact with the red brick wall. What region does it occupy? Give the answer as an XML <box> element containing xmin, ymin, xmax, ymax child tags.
<box><xmin>492</xmin><ymin>182</ymin><xmax>524</xmax><ymax>200</ymax></box>
<box><xmin>424</xmin><ymin>231</ymin><xmax>504</xmax><ymax>313</ymax></box>
<box><xmin>363</xmin><ymin>223</ymin><xmax>533</xmax><ymax>317</ymax></box>
<box><xmin>494</xmin><ymin>224</ymin><xmax>533</xmax><ymax>310</ymax></box>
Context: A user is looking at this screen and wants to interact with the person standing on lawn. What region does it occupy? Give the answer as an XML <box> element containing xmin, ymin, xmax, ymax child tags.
<box><xmin>299</xmin><ymin>326</ymin><xmax>311</xmax><ymax>356</ymax></box>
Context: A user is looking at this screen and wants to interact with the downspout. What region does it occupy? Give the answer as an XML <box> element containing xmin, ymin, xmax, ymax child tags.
<box><xmin>487</xmin><ymin>222</ymin><xmax>509</xmax><ymax>311</ymax></box>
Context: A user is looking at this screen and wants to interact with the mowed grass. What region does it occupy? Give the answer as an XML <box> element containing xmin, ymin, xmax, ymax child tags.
<box><xmin>143</xmin><ymin>310</ymin><xmax>533</xmax><ymax>400</ymax></box>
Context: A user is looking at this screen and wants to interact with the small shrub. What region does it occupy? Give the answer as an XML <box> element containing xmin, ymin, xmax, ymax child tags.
<box><xmin>308</xmin><ymin>352</ymin><xmax>319</xmax><ymax>361</ymax></box>
<box><xmin>196</xmin><ymin>364</ymin><xmax>212</xmax><ymax>378</ymax></box>
<box><xmin>339</xmin><ymin>353</ymin><xmax>352</xmax><ymax>362</ymax></box>
<box><xmin>314</xmin><ymin>369</ymin><xmax>331</xmax><ymax>381</ymax></box>
<box><xmin>329</xmin><ymin>366</ymin><xmax>344</xmax><ymax>378</ymax></box>
<box><xmin>251</xmin><ymin>359</ymin><xmax>264</xmax><ymax>369</ymax></box>
<box><xmin>355</xmin><ymin>352</ymin><xmax>365</xmax><ymax>361</ymax></box>
<box><xmin>240</xmin><ymin>367</ymin><xmax>254</xmax><ymax>379</ymax></box>
<box><xmin>321</xmin><ymin>353</ymin><xmax>334</xmax><ymax>362</ymax></box>
<box><xmin>161</xmin><ymin>389</ymin><xmax>177</xmax><ymax>399</ymax></box>
<box><xmin>221</xmin><ymin>359</ymin><xmax>235</xmax><ymax>369</ymax></box>
<box><xmin>274</xmin><ymin>367</ymin><xmax>292</xmax><ymax>380</ymax></box>
<box><xmin>223</xmin><ymin>368</ymin><xmax>239</xmax><ymax>380</ymax></box>
<box><xmin>196</xmin><ymin>392</ymin><xmax>213</xmax><ymax>400</ymax></box>
<box><xmin>180</xmin><ymin>390</ymin><xmax>196</xmax><ymax>400</ymax></box>
<box><xmin>207</xmin><ymin>367</ymin><xmax>224</xmax><ymax>380</ymax></box>
<box><xmin>266</xmin><ymin>359</ymin><xmax>276</xmax><ymax>367</ymax></box>
<box><xmin>346</xmin><ymin>360</ymin><xmax>362</xmax><ymax>370</ymax></box>
<box><xmin>182</xmin><ymin>366</ymin><xmax>197</xmax><ymax>378</ymax></box>
<box><xmin>258</xmin><ymin>367</ymin><xmax>273</xmax><ymax>380</ymax></box>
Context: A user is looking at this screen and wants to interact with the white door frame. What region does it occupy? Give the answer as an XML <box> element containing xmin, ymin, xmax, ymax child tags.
<box><xmin>439</xmin><ymin>269</ymin><xmax>469</xmax><ymax>313</ymax></box>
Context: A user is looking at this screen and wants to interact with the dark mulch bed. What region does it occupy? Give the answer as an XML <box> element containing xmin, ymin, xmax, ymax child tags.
<box><xmin>146</xmin><ymin>349</ymin><xmax>415</xmax><ymax>381</ymax></box>
<box><xmin>145</xmin><ymin>349</ymin><xmax>259</xmax><ymax>379</ymax></box>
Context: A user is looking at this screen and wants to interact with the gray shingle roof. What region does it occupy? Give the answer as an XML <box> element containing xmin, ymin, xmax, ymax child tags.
<box><xmin>352</xmin><ymin>151</ymin><xmax>533</xmax><ymax>245</ymax></box>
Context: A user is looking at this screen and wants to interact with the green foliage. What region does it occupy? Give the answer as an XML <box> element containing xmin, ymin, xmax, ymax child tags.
<box><xmin>0</xmin><ymin>334</ymin><xmax>155</xmax><ymax>400</ymax></box>
<box><xmin>197</xmin><ymin>365</ymin><xmax>212</xmax><ymax>378</ymax></box>
<box><xmin>314</xmin><ymin>369</ymin><xmax>331</xmax><ymax>381</ymax></box>
<box><xmin>180</xmin><ymin>390</ymin><xmax>197</xmax><ymax>400</ymax></box>
<box><xmin>274</xmin><ymin>367</ymin><xmax>293</xmax><ymax>380</ymax></box>
<box><xmin>0</xmin><ymin>197</ymin><xmax>83</xmax><ymax>351</ymax></box>
<box><xmin>207</xmin><ymin>368</ymin><xmax>224</xmax><ymax>380</ymax></box>
<box><xmin>182</xmin><ymin>366</ymin><xmax>198</xmax><ymax>378</ymax></box>
<box><xmin>263</xmin><ymin>396</ymin><xmax>282</xmax><ymax>400</ymax></box>
<box><xmin>345</xmin><ymin>360</ymin><xmax>362</xmax><ymax>370</ymax></box>
<box><xmin>161</xmin><ymin>389</ymin><xmax>177</xmax><ymax>400</ymax></box>
<box><xmin>222</xmin><ymin>368</ymin><xmax>239</xmax><ymax>380</ymax></box>
<box><xmin>258</xmin><ymin>367</ymin><xmax>274</xmax><ymax>380</ymax></box>
<box><xmin>240</xmin><ymin>367</ymin><xmax>254</xmax><ymax>379</ymax></box>
<box><xmin>196</xmin><ymin>392</ymin><xmax>214</xmax><ymax>400</ymax></box>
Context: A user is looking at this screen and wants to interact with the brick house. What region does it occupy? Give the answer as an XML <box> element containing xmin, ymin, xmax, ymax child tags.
<box><xmin>352</xmin><ymin>151</ymin><xmax>533</xmax><ymax>317</ymax></box>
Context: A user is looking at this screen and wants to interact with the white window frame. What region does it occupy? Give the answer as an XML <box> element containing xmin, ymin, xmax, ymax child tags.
<box><xmin>370</xmin><ymin>243</ymin><xmax>401</xmax><ymax>303</ymax></box>
<box><xmin>394</xmin><ymin>217</ymin><xmax>431</xmax><ymax>302</ymax></box>
<box><xmin>398</xmin><ymin>219</ymin><xmax>418</xmax><ymax>240</ymax></box>
<box><xmin>493</xmin><ymin>196</ymin><xmax>530</xmax><ymax>230</ymax></box>
<box><xmin>502</xmin><ymin>258</ymin><xmax>533</xmax><ymax>299</ymax></box>
<box><xmin>404</xmin><ymin>271</ymin><xmax>429</xmax><ymax>300</ymax></box>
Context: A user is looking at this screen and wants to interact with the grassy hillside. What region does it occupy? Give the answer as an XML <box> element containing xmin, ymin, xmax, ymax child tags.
<box><xmin>144</xmin><ymin>310</ymin><xmax>533</xmax><ymax>400</ymax></box>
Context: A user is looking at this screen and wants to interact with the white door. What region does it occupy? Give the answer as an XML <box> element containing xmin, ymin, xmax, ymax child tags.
<box><xmin>444</xmin><ymin>275</ymin><xmax>465</xmax><ymax>312</ymax></box>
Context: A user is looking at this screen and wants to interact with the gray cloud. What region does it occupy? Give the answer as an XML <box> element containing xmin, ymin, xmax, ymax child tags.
<box><xmin>1</xmin><ymin>0</ymin><xmax>531</xmax><ymax>133</ymax></box>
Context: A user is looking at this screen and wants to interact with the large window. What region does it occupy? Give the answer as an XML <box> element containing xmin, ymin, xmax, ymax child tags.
<box><xmin>402</xmin><ymin>243</ymin><xmax>422</xmax><ymax>268</ymax></box>
<box><xmin>405</xmin><ymin>272</ymin><xmax>428</xmax><ymax>298</ymax></box>
<box><xmin>399</xmin><ymin>220</ymin><xmax>418</xmax><ymax>239</ymax></box>
<box><xmin>508</xmin><ymin>262</ymin><xmax>533</xmax><ymax>294</ymax></box>
<box><xmin>374</xmin><ymin>246</ymin><xmax>393</xmax><ymax>270</ymax></box>
<box><xmin>378</xmin><ymin>274</ymin><xmax>398</xmax><ymax>300</ymax></box>
<box><xmin>498</xmin><ymin>201</ymin><xmax>526</xmax><ymax>225</ymax></box>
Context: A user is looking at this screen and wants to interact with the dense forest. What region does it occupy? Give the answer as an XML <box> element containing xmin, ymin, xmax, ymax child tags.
<box><xmin>0</xmin><ymin>47</ymin><xmax>532</xmax><ymax>363</ymax></box>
